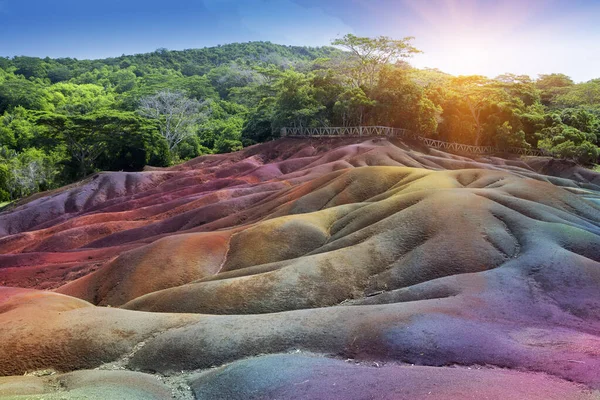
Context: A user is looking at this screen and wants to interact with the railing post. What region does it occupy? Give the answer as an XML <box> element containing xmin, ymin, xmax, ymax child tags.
<box><xmin>281</xmin><ymin>127</ymin><xmax>287</xmax><ymax>137</ymax></box>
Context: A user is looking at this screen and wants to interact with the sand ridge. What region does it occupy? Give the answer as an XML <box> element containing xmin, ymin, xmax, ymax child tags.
<box><xmin>0</xmin><ymin>137</ymin><xmax>599</xmax><ymax>399</ymax></box>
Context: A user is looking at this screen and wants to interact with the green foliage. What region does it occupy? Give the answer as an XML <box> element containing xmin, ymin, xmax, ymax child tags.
<box><xmin>370</xmin><ymin>66</ymin><xmax>437</xmax><ymax>134</ymax></box>
<box><xmin>242</xmin><ymin>96</ymin><xmax>277</xmax><ymax>143</ymax></box>
<box><xmin>494</xmin><ymin>74</ymin><xmax>540</xmax><ymax>106</ymax></box>
<box><xmin>0</xmin><ymin>76</ymin><xmax>50</xmax><ymax>113</ymax></box>
<box><xmin>331</xmin><ymin>34</ymin><xmax>421</xmax><ymax>88</ymax></box>
<box><xmin>13</xmin><ymin>56</ymin><xmax>47</xmax><ymax>79</ymax></box>
<box><xmin>37</xmin><ymin>110</ymin><xmax>157</xmax><ymax>178</ymax></box>
<box><xmin>539</xmin><ymin>137</ymin><xmax>599</xmax><ymax>165</ymax></box>
<box><xmin>207</xmin><ymin>64</ymin><xmax>260</xmax><ymax>99</ymax></box>
<box><xmin>0</xmin><ymin>39</ymin><xmax>599</xmax><ymax>201</ymax></box>
<box><xmin>271</xmin><ymin>70</ymin><xmax>325</xmax><ymax>130</ymax></box>
<box><xmin>333</xmin><ymin>87</ymin><xmax>374</xmax><ymax>126</ymax></box>
<box><xmin>493</xmin><ymin>121</ymin><xmax>529</xmax><ymax>149</ymax></box>
<box><xmin>536</xmin><ymin>73</ymin><xmax>574</xmax><ymax>106</ymax></box>
<box><xmin>0</xmin><ymin>164</ymin><xmax>11</xmax><ymax>201</ymax></box>
<box><xmin>537</xmin><ymin>119</ymin><xmax>599</xmax><ymax>164</ymax></box>
<box><xmin>558</xmin><ymin>108</ymin><xmax>599</xmax><ymax>134</ymax></box>
<box><xmin>47</xmin><ymin>83</ymin><xmax>116</xmax><ymax>114</ymax></box>
<box><xmin>518</xmin><ymin>104</ymin><xmax>547</xmax><ymax>146</ymax></box>
<box><xmin>200</xmin><ymin>115</ymin><xmax>244</xmax><ymax>153</ymax></box>
<box><xmin>47</xmin><ymin>66</ymin><xmax>73</xmax><ymax>83</ymax></box>
<box><xmin>0</xmin><ymin>107</ymin><xmax>37</xmax><ymax>150</ymax></box>
<box><xmin>556</xmin><ymin>80</ymin><xmax>600</xmax><ymax>109</ymax></box>
<box><xmin>174</xmin><ymin>135</ymin><xmax>210</xmax><ymax>161</ymax></box>
<box><xmin>0</xmin><ymin>146</ymin><xmax>62</xmax><ymax>200</ymax></box>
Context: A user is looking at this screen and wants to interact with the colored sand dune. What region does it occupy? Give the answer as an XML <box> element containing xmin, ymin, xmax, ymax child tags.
<box><xmin>0</xmin><ymin>137</ymin><xmax>599</xmax><ymax>399</ymax></box>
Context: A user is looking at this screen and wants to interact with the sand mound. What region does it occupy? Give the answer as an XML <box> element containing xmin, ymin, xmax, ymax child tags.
<box><xmin>0</xmin><ymin>370</ymin><xmax>173</xmax><ymax>399</ymax></box>
<box><xmin>0</xmin><ymin>137</ymin><xmax>599</xmax><ymax>398</ymax></box>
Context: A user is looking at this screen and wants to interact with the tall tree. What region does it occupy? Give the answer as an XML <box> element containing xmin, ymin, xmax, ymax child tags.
<box><xmin>333</xmin><ymin>87</ymin><xmax>374</xmax><ymax>127</ymax></box>
<box><xmin>138</xmin><ymin>90</ymin><xmax>209</xmax><ymax>152</ymax></box>
<box><xmin>331</xmin><ymin>34</ymin><xmax>421</xmax><ymax>89</ymax></box>
<box><xmin>371</xmin><ymin>66</ymin><xmax>438</xmax><ymax>134</ymax></box>
<box><xmin>450</xmin><ymin>76</ymin><xmax>508</xmax><ymax>146</ymax></box>
<box><xmin>271</xmin><ymin>70</ymin><xmax>325</xmax><ymax>130</ymax></box>
<box><xmin>38</xmin><ymin>111</ymin><xmax>146</xmax><ymax>178</ymax></box>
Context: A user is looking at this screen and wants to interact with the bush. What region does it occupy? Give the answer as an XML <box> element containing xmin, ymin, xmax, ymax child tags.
<box><xmin>539</xmin><ymin>138</ymin><xmax>599</xmax><ymax>165</ymax></box>
<box><xmin>175</xmin><ymin>135</ymin><xmax>212</xmax><ymax>160</ymax></box>
<box><xmin>537</xmin><ymin>123</ymin><xmax>600</xmax><ymax>164</ymax></box>
<box><xmin>215</xmin><ymin>138</ymin><xmax>243</xmax><ymax>153</ymax></box>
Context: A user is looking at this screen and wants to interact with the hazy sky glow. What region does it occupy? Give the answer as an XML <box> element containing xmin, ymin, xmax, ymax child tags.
<box><xmin>1</xmin><ymin>0</ymin><xmax>598</xmax><ymax>82</ymax></box>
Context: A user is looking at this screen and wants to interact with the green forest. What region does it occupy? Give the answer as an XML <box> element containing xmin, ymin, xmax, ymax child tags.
<box><xmin>1</xmin><ymin>36</ymin><xmax>599</xmax><ymax>202</ymax></box>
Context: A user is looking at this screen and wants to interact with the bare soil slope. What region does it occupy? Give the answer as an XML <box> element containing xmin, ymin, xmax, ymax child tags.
<box><xmin>1</xmin><ymin>137</ymin><xmax>599</xmax><ymax>399</ymax></box>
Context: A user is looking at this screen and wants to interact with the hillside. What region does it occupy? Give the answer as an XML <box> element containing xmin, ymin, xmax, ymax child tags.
<box><xmin>2</xmin><ymin>38</ymin><xmax>599</xmax><ymax>206</ymax></box>
<box><xmin>1</xmin><ymin>42</ymin><xmax>343</xmax><ymax>83</ymax></box>
<box><xmin>0</xmin><ymin>136</ymin><xmax>599</xmax><ymax>399</ymax></box>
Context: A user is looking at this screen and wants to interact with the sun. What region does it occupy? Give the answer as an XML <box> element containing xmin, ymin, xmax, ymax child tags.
<box><xmin>442</xmin><ymin>35</ymin><xmax>493</xmax><ymax>76</ymax></box>
<box><xmin>403</xmin><ymin>0</ymin><xmax>543</xmax><ymax>78</ymax></box>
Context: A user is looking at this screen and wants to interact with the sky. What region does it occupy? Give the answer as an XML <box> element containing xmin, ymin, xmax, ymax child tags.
<box><xmin>1</xmin><ymin>0</ymin><xmax>599</xmax><ymax>82</ymax></box>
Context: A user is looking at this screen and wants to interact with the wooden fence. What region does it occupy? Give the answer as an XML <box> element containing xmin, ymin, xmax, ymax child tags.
<box><xmin>280</xmin><ymin>126</ymin><xmax>545</xmax><ymax>157</ymax></box>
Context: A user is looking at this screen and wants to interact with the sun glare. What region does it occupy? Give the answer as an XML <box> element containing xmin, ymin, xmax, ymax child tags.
<box><xmin>439</xmin><ymin>35</ymin><xmax>492</xmax><ymax>76</ymax></box>
<box><xmin>403</xmin><ymin>0</ymin><xmax>546</xmax><ymax>78</ymax></box>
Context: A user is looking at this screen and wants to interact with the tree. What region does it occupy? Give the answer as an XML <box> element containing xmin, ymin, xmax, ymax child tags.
<box><xmin>210</xmin><ymin>117</ymin><xmax>245</xmax><ymax>153</ymax></box>
<box><xmin>449</xmin><ymin>76</ymin><xmax>509</xmax><ymax>145</ymax></box>
<box><xmin>556</xmin><ymin>80</ymin><xmax>600</xmax><ymax>108</ymax></box>
<box><xmin>38</xmin><ymin>110</ymin><xmax>148</xmax><ymax>178</ymax></box>
<box><xmin>559</xmin><ymin>108</ymin><xmax>600</xmax><ymax>134</ymax></box>
<box><xmin>518</xmin><ymin>104</ymin><xmax>547</xmax><ymax>146</ymax></box>
<box><xmin>108</xmin><ymin>68</ymin><xmax>138</xmax><ymax>93</ymax></box>
<box><xmin>536</xmin><ymin>73</ymin><xmax>574</xmax><ymax>106</ymax></box>
<box><xmin>207</xmin><ymin>63</ymin><xmax>261</xmax><ymax>99</ymax></box>
<box><xmin>0</xmin><ymin>78</ymin><xmax>50</xmax><ymax>113</ymax></box>
<box><xmin>138</xmin><ymin>90</ymin><xmax>209</xmax><ymax>153</ymax></box>
<box><xmin>536</xmin><ymin>110</ymin><xmax>600</xmax><ymax>164</ymax></box>
<box><xmin>1</xmin><ymin>39</ymin><xmax>599</xmax><ymax>201</ymax></box>
<box><xmin>333</xmin><ymin>87</ymin><xmax>374</xmax><ymax>127</ymax></box>
<box><xmin>47</xmin><ymin>66</ymin><xmax>73</xmax><ymax>83</ymax></box>
<box><xmin>271</xmin><ymin>70</ymin><xmax>325</xmax><ymax>130</ymax></box>
<box><xmin>13</xmin><ymin>56</ymin><xmax>47</xmax><ymax>79</ymax></box>
<box><xmin>0</xmin><ymin>147</ymin><xmax>61</xmax><ymax>200</ymax></box>
<box><xmin>242</xmin><ymin>98</ymin><xmax>276</xmax><ymax>143</ymax></box>
<box><xmin>0</xmin><ymin>106</ymin><xmax>41</xmax><ymax>151</ymax></box>
<box><xmin>0</xmin><ymin>163</ymin><xmax>10</xmax><ymax>201</ymax></box>
<box><xmin>46</xmin><ymin>83</ymin><xmax>116</xmax><ymax>115</ymax></box>
<box><xmin>494</xmin><ymin>74</ymin><xmax>540</xmax><ymax>106</ymax></box>
<box><xmin>538</xmin><ymin>124</ymin><xmax>599</xmax><ymax>164</ymax></box>
<box><xmin>492</xmin><ymin>121</ymin><xmax>528</xmax><ymax>149</ymax></box>
<box><xmin>183</xmin><ymin>76</ymin><xmax>219</xmax><ymax>101</ymax></box>
<box><xmin>371</xmin><ymin>66</ymin><xmax>438</xmax><ymax>135</ymax></box>
<box><xmin>331</xmin><ymin>34</ymin><xmax>421</xmax><ymax>89</ymax></box>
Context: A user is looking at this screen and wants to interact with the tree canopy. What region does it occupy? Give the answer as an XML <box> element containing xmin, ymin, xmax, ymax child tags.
<box><xmin>0</xmin><ymin>39</ymin><xmax>599</xmax><ymax>203</ymax></box>
<box><xmin>331</xmin><ymin>34</ymin><xmax>421</xmax><ymax>88</ymax></box>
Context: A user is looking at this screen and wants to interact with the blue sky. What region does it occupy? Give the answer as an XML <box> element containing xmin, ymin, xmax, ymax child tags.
<box><xmin>1</xmin><ymin>0</ymin><xmax>599</xmax><ymax>82</ymax></box>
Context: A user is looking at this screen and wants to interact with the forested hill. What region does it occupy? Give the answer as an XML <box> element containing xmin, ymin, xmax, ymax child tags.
<box><xmin>0</xmin><ymin>42</ymin><xmax>343</xmax><ymax>202</ymax></box>
<box><xmin>1</xmin><ymin>37</ymin><xmax>599</xmax><ymax>203</ymax></box>
<box><xmin>0</xmin><ymin>42</ymin><xmax>343</xmax><ymax>81</ymax></box>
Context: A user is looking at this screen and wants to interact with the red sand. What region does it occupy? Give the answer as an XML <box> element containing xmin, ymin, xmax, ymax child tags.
<box><xmin>0</xmin><ymin>137</ymin><xmax>599</xmax><ymax>399</ymax></box>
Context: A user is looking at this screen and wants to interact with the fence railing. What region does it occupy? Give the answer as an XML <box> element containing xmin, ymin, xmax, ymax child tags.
<box><xmin>280</xmin><ymin>126</ymin><xmax>545</xmax><ymax>157</ymax></box>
